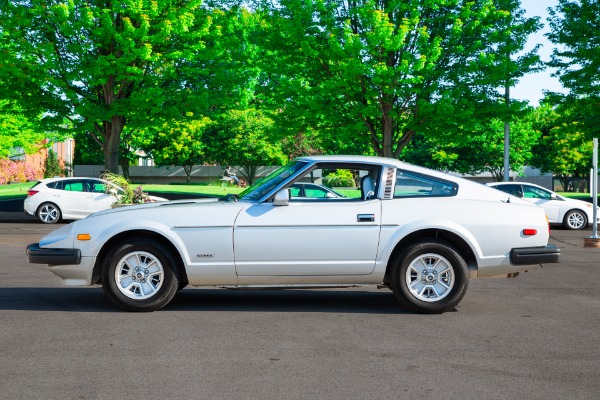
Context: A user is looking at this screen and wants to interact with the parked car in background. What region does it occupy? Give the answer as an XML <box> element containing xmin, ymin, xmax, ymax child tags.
<box><xmin>487</xmin><ymin>182</ymin><xmax>599</xmax><ymax>230</ymax></box>
<box><xmin>24</xmin><ymin>177</ymin><xmax>165</xmax><ymax>224</ymax></box>
<box><xmin>27</xmin><ymin>156</ymin><xmax>560</xmax><ymax>314</ymax></box>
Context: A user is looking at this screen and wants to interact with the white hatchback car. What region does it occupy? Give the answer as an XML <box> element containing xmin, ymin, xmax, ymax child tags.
<box><xmin>487</xmin><ymin>182</ymin><xmax>599</xmax><ymax>230</ymax></box>
<box><xmin>24</xmin><ymin>177</ymin><xmax>164</xmax><ymax>224</ymax></box>
<box><xmin>27</xmin><ymin>156</ymin><xmax>560</xmax><ymax>314</ymax></box>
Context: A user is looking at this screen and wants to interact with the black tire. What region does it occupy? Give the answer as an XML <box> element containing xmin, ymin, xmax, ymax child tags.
<box><xmin>563</xmin><ymin>209</ymin><xmax>587</xmax><ymax>230</ymax></box>
<box><xmin>390</xmin><ymin>240</ymin><xmax>469</xmax><ymax>314</ymax></box>
<box><xmin>37</xmin><ymin>202</ymin><xmax>61</xmax><ymax>224</ymax></box>
<box><xmin>101</xmin><ymin>238</ymin><xmax>179</xmax><ymax>312</ymax></box>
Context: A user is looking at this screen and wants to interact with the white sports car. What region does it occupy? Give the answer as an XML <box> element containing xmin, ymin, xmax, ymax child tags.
<box><xmin>27</xmin><ymin>156</ymin><xmax>560</xmax><ymax>313</ymax></box>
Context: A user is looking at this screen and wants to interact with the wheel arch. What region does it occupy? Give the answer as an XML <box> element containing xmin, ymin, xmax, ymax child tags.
<box><xmin>36</xmin><ymin>201</ymin><xmax>61</xmax><ymax>216</ymax></box>
<box><xmin>91</xmin><ymin>229</ymin><xmax>188</xmax><ymax>287</ymax></box>
<box><xmin>563</xmin><ymin>207</ymin><xmax>589</xmax><ymax>225</ymax></box>
<box><xmin>383</xmin><ymin>228</ymin><xmax>477</xmax><ymax>285</ymax></box>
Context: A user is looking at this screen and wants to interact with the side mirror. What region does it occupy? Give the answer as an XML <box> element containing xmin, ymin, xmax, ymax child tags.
<box><xmin>273</xmin><ymin>189</ymin><xmax>290</xmax><ymax>206</ymax></box>
<box><xmin>550</xmin><ymin>194</ymin><xmax>557</xmax><ymax>200</ymax></box>
<box><xmin>108</xmin><ymin>188</ymin><xmax>118</xmax><ymax>195</ymax></box>
<box><xmin>325</xmin><ymin>192</ymin><xmax>336</xmax><ymax>198</ymax></box>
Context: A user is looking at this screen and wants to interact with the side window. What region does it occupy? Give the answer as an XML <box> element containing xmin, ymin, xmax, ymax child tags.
<box><xmin>394</xmin><ymin>170</ymin><xmax>457</xmax><ymax>198</ymax></box>
<box><xmin>63</xmin><ymin>180</ymin><xmax>86</xmax><ymax>192</ymax></box>
<box><xmin>288</xmin><ymin>164</ymin><xmax>380</xmax><ymax>202</ymax></box>
<box><xmin>522</xmin><ymin>185</ymin><xmax>552</xmax><ymax>200</ymax></box>
<box><xmin>87</xmin><ymin>180</ymin><xmax>107</xmax><ymax>193</ymax></box>
<box><xmin>45</xmin><ymin>181</ymin><xmax>58</xmax><ymax>189</ymax></box>
<box><xmin>496</xmin><ymin>184</ymin><xmax>522</xmax><ymax>197</ymax></box>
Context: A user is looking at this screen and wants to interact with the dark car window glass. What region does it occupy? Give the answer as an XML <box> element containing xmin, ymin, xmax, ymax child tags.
<box><xmin>44</xmin><ymin>181</ymin><xmax>57</xmax><ymax>189</ymax></box>
<box><xmin>494</xmin><ymin>184</ymin><xmax>522</xmax><ymax>197</ymax></box>
<box><xmin>87</xmin><ymin>180</ymin><xmax>107</xmax><ymax>193</ymax></box>
<box><xmin>523</xmin><ymin>185</ymin><xmax>552</xmax><ymax>200</ymax></box>
<box><xmin>394</xmin><ymin>171</ymin><xmax>457</xmax><ymax>198</ymax></box>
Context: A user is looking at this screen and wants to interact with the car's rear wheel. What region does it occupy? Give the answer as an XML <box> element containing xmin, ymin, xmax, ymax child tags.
<box><xmin>37</xmin><ymin>202</ymin><xmax>61</xmax><ymax>224</ymax></box>
<box><xmin>563</xmin><ymin>210</ymin><xmax>587</xmax><ymax>230</ymax></box>
<box><xmin>101</xmin><ymin>238</ymin><xmax>179</xmax><ymax>312</ymax></box>
<box><xmin>390</xmin><ymin>240</ymin><xmax>469</xmax><ymax>314</ymax></box>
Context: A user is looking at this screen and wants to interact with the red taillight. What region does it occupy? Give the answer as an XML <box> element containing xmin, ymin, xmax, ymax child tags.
<box><xmin>523</xmin><ymin>229</ymin><xmax>537</xmax><ymax>236</ymax></box>
<box><xmin>27</xmin><ymin>190</ymin><xmax>38</xmax><ymax>197</ymax></box>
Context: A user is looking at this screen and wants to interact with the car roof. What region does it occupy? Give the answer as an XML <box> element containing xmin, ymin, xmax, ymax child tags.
<box><xmin>489</xmin><ymin>182</ymin><xmax>547</xmax><ymax>189</ymax></box>
<box><xmin>40</xmin><ymin>177</ymin><xmax>103</xmax><ymax>183</ymax></box>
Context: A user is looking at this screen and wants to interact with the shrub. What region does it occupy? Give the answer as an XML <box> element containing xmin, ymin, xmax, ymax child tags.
<box><xmin>44</xmin><ymin>149</ymin><xmax>64</xmax><ymax>178</ymax></box>
<box><xmin>0</xmin><ymin>159</ymin><xmax>42</xmax><ymax>184</ymax></box>
<box><xmin>323</xmin><ymin>169</ymin><xmax>355</xmax><ymax>187</ymax></box>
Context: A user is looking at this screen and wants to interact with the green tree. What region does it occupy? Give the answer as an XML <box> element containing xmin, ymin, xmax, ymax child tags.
<box><xmin>44</xmin><ymin>149</ymin><xmax>64</xmax><ymax>178</ymax></box>
<box><xmin>0</xmin><ymin>99</ymin><xmax>46</xmax><ymax>158</ymax></box>
<box><xmin>140</xmin><ymin>115</ymin><xmax>213</xmax><ymax>183</ymax></box>
<box><xmin>547</xmin><ymin>0</ymin><xmax>600</xmax><ymax>138</ymax></box>
<box><xmin>257</xmin><ymin>0</ymin><xmax>541</xmax><ymax>158</ymax></box>
<box><xmin>402</xmin><ymin>112</ymin><xmax>540</xmax><ymax>180</ymax></box>
<box><xmin>207</xmin><ymin>109</ymin><xmax>287</xmax><ymax>185</ymax></box>
<box><xmin>0</xmin><ymin>0</ymin><xmax>210</xmax><ymax>173</ymax></box>
<box><xmin>529</xmin><ymin>104</ymin><xmax>592</xmax><ymax>192</ymax></box>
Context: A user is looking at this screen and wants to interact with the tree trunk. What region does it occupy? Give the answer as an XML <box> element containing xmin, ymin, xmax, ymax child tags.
<box><xmin>184</xmin><ymin>164</ymin><xmax>193</xmax><ymax>184</ymax></box>
<box><xmin>102</xmin><ymin>115</ymin><xmax>126</xmax><ymax>173</ymax></box>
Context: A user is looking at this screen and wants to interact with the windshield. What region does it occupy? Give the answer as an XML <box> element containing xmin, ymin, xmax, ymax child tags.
<box><xmin>239</xmin><ymin>161</ymin><xmax>308</xmax><ymax>201</ymax></box>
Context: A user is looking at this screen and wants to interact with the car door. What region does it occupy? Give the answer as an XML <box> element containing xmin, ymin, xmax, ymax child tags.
<box><xmin>521</xmin><ymin>184</ymin><xmax>561</xmax><ymax>223</ymax></box>
<box><xmin>233</xmin><ymin>164</ymin><xmax>382</xmax><ymax>278</ymax></box>
<box><xmin>56</xmin><ymin>179</ymin><xmax>89</xmax><ymax>218</ymax></box>
<box><xmin>85</xmin><ymin>179</ymin><xmax>117</xmax><ymax>213</ymax></box>
<box><xmin>234</xmin><ymin>201</ymin><xmax>381</xmax><ymax>277</ymax></box>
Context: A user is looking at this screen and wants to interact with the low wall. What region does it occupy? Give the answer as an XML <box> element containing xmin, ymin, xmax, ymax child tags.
<box><xmin>74</xmin><ymin>165</ymin><xmax>280</xmax><ymax>184</ymax></box>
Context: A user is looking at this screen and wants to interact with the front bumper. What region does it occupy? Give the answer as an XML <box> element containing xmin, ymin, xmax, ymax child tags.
<box><xmin>510</xmin><ymin>245</ymin><xmax>561</xmax><ymax>265</ymax></box>
<box><xmin>26</xmin><ymin>243</ymin><xmax>81</xmax><ymax>265</ymax></box>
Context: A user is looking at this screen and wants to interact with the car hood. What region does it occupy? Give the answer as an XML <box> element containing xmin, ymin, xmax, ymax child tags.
<box><xmin>85</xmin><ymin>198</ymin><xmax>221</xmax><ymax>219</ymax></box>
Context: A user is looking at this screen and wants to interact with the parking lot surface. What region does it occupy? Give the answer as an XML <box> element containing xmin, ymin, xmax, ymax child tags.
<box><xmin>0</xmin><ymin>221</ymin><xmax>599</xmax><ymax>400</ymax></box>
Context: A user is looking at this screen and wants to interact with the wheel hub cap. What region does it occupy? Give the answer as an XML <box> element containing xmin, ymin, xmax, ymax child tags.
<box><xmin>406</xmin><ymin>253</ymin><xmax>455</xmax><ymax>302</ymax></box>
<box><xmin>115</xmin><ymin>251</ymin><xmax>164</xmax><ymax>300</ymax></box>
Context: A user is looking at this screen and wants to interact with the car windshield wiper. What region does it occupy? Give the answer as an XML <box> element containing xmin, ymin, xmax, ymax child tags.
<box><xmin>220</xmin><ymin>194</ymin><xmax>239</xmax><ymax>203</ymax></box>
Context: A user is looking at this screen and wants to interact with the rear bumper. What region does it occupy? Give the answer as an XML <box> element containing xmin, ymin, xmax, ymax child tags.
<box><xmin>510</xmin><ymin>245</ymin><xmax>561</xmax><ymax>265</ymax></box>
<box><xmin>26</xmin><ymin>243</ymin><xmax>81</xmax><ymax>265</ymax></box>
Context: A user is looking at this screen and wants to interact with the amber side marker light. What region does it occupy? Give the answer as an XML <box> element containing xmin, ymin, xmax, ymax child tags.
<box><xmin>77</xmin><ymin>234</ymin><xmax>91</xmax><ymax>241</ymax></box>
<box><xmin>522</xmin><ymin>229</ymin><xmax>537</xmax><ymax>236</ymax></box>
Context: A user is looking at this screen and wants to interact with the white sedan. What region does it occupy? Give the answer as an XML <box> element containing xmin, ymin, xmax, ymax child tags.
<box><xmin>487</xmin><ymin>182</ymin><xmax>599</xmax><ymax>230</ymax></box>
<box><xmin>27</xmin><ymin>156</ymin><xmax>560</xmax><ymax>314</ymax></box>
<box><xmin>24</xmin><ymin>177</ymin><xmax>165</xmax><ymax>224</ymax></box>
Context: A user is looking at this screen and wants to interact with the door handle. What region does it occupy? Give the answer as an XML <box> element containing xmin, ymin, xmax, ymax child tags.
<box><xmin>357</xmin><ymin>214</ymin><xmax>375</xmax><ymax>222</ymax></box>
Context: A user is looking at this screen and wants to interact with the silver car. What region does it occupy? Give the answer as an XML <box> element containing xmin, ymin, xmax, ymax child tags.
<box><xmin>27</xmin><ymin>156</ymin><xmax>560</xmax><ymax>313</ymax></box>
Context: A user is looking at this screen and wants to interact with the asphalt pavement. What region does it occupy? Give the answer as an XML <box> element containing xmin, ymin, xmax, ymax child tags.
<box><xmin>0</xmin><ymin>214</ymin><xmax>599</xmax><ymax>399</ymax></box>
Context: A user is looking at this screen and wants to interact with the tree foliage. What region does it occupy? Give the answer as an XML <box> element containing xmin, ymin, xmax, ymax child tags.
<box><xmin>0</xmin><ymin>0</ymin><xmax>211</xmax><ymax>172</ymax></box>
<box><xmin>44</xmin><ymin>149</ymin><xmax>64</xmax><ymax>178</ymax></box>
<box><xmin>255</xmin><ymin>0</ymin><xmax>541</xmax><ymax>158</ymax></box>
<box><xmin>206</xmin><ymin>109</ymin><xmax>287</xmax><ymax>184</ymax></box>
<box><xmin>139</xmin><ymin>115</ymin><xmax>213</xmax><ymax>183</ymax></box>
<box><xmin>547</xmin><ymin>0</ymin><xmax>600</xmax><ymax>138</ymax></box>
<box><xmin>0</xmin><ymin>100</ymin><xmax>46</xmax><ymax>158</ymax></box>
<box><xmin>529</xmin><ymin>104</ymin><xmax>593</xmax><ymax>191</ymax></box>
<box><xmin>402</xmin><ymin>110</ymin><xmax>540</xmax><ymax>181</ymax></box>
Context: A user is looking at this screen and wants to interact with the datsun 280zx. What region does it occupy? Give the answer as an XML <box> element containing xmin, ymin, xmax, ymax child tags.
<box><xmin>27</xmin><ymin>156</ymin><xmax>560</xmax><ymax>313</ymax></box>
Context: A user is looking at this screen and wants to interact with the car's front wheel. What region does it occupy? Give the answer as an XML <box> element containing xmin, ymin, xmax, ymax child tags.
<box><xmin>101</xmin><ymin>238</ymin><xmax>179</xmax><ymax>312</ymax></box>
<box><xmin>37</xmin><ymin>202</ymin><xmax>61</xmax><ymax>224</ymax></box>
<box><xmin>390</xmin><ymin>240</ymin><xmax>469</xmax><ymax>314</ymax></box>
<box><xmin>563</xmin><ymin>209</ymin><xmax>587</xmax><ymax>230</ymax></box>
